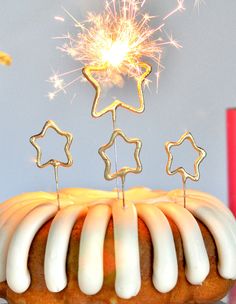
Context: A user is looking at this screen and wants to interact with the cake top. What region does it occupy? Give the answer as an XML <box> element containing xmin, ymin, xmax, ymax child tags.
<box><xmin>0</xmin><ymin>187</ymin><xmax>236</xmax><ymax>299</ymax></box>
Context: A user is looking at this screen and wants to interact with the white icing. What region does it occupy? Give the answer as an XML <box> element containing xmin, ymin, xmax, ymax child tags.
<box><xmin>45</xmin><ymin>204</ymin><xmax>88</xmax><ymax>292</ymax></box>
<box><xmin>6</xmin><ymin>203</ymin><xmax>57</xmax><ymax>293</ymax></box>
<box><xmin>112</xmin><ymin>199</ymin><xmax>141</xmax><ymax>299</ymax></box>
<box><xmin>170</xmin><ymin>189</ymin><xmax>235</xmax><ymax>221</ymax></box>
<box><xmin>0</xmin><ymin>201</ymin><xmax>52</xmax><ymax>282</ymax></box>
<box><xmin>137</xmin><ymin>204</ymin><xmax>178</xmax><ymax>292</ymax></box>
<box><xmin>141</xmin><ymin>190</ymin><xmax>236</xmax><ymax>283</ymax></box>
<box><xmin>79</xmin><ymin>204</ymin><xmax>111</xmax><ymax>295</ymax></box>
<box><xmin>60</xmin><ymin>188</ymin><xmax>116</xmax><ymax>204</ymax></box>
<box><xmin>183</xmin><ymin>195</ymin><xmax>236</xmax><ymax>237</ymax></box>
<box><xmin>0</xmin><ymin>198</ymin><xmax>52</xmax><ymax>230</ymax></box>
<box><xmin>156</xmin><ymin>202</ymin><xmax>210</xmax><ymax>285</ymax></box>
<box><xmin>0</xmin><ymin>192</ymin><xmax>54</xmax><ymax>213</ymax></box>
<box><xmin>183</xmin><ymin>198</ymin><xmax>236</xmax><ymax>279</ymax></box>
<box><xmin>0</xmin><ymin>188</ymin><xmax>235</xmax><ymax>298</ymax></box>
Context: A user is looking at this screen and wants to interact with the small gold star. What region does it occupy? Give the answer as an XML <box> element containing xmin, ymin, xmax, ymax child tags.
<box><xmin>98</xmin><ymin>129</ymin><xmax>142</xmax><ymax>182</ymax></box>
<box><xmin>165</xmin><ymin>131</ymin><xmax>206</xmax><ymax>183</ymax></box>
<box><xmin>30</xmin><ymin>120</ymin><xmax>73</xmax><ymax>169</ymax></box>
<box><xmin>82</xmin><ymin>62</ymin><xmax>152</xmax><ymax>121</ymax></box>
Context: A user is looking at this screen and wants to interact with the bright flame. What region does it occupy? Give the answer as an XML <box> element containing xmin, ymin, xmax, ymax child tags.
<box><xmin>49</xmin><ymin>0</ymin><xmax>185</xmax><ymax>99</ymax></box>
<box><xmin>101</xmin><ymin>40</ymin><xmax>130</xmax><ymax>67</ymax></box>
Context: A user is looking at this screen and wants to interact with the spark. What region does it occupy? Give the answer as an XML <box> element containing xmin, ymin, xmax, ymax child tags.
<box><xmin>54</xmin><ymin>16</ymin><xmax>65</xmax><ymax>22</ymax></box>
<box><xmin>163</xmin><ymin>0</ymin><xmax>185</xmax><ymax>21</ymax></box>
<box><xmin>48</xmin><ymin>92</ymin><xmax>56</xmax><ymax>100</ymax></box>
<box><xmin>141</xmin><ymin>0</ymin><xmax>146</xmax><ymax>7</ymax></box>
<box><xmin>50</xmin><ymin>74</ymin><xmax>65</xmax><ymax>90</ymax></box>
<box><xmin>50</xmin><ymin>0</ymin><xmax>185</xmax><ymax>99</ymax></box>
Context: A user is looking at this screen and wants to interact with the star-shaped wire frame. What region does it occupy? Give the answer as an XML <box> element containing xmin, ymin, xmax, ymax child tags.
<box><xmin>98</xmin><ymin>128</ymin><xmax>142</xmax><ymax>183</ymax></box>
<box><xmin>165</xmin><ymin>131</ymin><xmax>206</xmax><ymax>183</ymax></box>
<box><xmin>30</xmin><ymin>120</ymin><xmax>73</xmax><ymax>169</ymax></box>
<box><xmin>82</xmin><ymin>62</ymin><xmax>152</xmax><ymax>121</ymax></box>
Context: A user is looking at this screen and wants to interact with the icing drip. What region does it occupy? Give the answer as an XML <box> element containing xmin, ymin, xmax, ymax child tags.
<box><xmin>79</xmin><ymin>204</ymin><xmax>111</xmax><ymax>295</ymax></box>
<box><xmin>6</xmin><ymin>203</ymin><xmax>58</xmax><ymax>293</ymax></box>
<box><xmin>184</xmin><ymin>198</ymin><xmax>236</xmax><ymax>279</ymax></box>
<box><xmin>170</xmin><ymin>189</ymin><xmax>235</xmax><ymax>221</ymax></box>
<box><xmin>181</xmin><ymin>194</ymin><xmax>236</xmax><ymax>241</ymax></box>
<box><xmin>45</xmin><ymin>205</ymin><xmax>88</xmax><ymax>292</ymax></box>
<box><xmin>112</xmin><ymin>200</ymin><xmax>141</xmax><ymax>299</ymax></box>
<box><xmin>0</xmin><ymin>201</ymin><xmax>52</xmax><ymax>282</ymax></box>
<box><xmin>0</xmin><ymin>198</ymin><xmax>53</xmax><ymax>230</ymax></box>
<box><xmin>156</xmin><ymin>203</ymin><xmax>210</xmax><ymax>285</ymax></box>
<box><xmin>137</xmin><ymin>204</ymin><xmax>178</xmax><ymax>292</ymax></box>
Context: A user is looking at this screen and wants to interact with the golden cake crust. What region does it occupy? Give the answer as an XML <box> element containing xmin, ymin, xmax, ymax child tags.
<box><xmin>0</xmin><ymin>215</ymin><xmax>235</xmax><ymax>304</ymax></box>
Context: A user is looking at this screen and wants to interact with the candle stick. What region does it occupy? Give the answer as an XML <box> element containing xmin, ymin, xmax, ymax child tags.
<box><xmin>30</xmin><ymin>120</ymin><xmax>73</xmax><ymax>209</ymax></box>
<box><xmin>165</xmin><ymin>132</ymin><xmax>206</xmax><ymax>208</ymax></box>
<box><xmin>98</xmin><ymin>129</ymin><xmax>142</xmax><ymax>208</ymax></box>
<box><xmin>227</xmin><ymin>108</ymin><xmax>236</xmax><ymax>217</ymax></box>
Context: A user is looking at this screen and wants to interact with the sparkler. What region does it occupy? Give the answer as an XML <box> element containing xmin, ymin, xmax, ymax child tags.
<box><xmin>49</xmin><ymin>0</ymin><xmax>186</xmax><ymax>206</ymax></box>
<box><xmin>49</xmin><ymin>0</ymin><xmax>185</xmax><ymax>99</ymax></box>
<box><xmin>30</xmin><ymin>120</ymin><xmax>73</xmax><ymax>210</ymax></box>
<box><xmin>165</xmin><ymin>132</ymin><xmax>206</xmax><ymax>208</ymax></box>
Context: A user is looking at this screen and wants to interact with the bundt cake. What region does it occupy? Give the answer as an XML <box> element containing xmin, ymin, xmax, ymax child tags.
<box><xmin>0</xmin><ymin>187</ymin><xmax>235</xmax><ymax>304</ymax></box>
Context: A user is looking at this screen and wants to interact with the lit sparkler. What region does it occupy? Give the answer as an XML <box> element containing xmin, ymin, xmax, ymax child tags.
<box><xmin>49</xmin><ymin>0</ymin><xmax>185</xmax><ymax>99</ymax></box>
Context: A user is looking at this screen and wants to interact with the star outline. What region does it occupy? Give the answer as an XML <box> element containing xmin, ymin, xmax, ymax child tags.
<box><xmin>82</xmin><ymin>62</ymin><xmax>152</xmax><ymax>121</ymax></box>
<box><xmin>30</xmin><ymin>120</ymin><xmax>73</xmax><ymax>169</ymax></box>
<box><xmin>165</xmin><ymin>131</ymin><xmax>206</xmax><ymax>183</ymax></box>
<box><xmin>98</xmin><ymin>128</ymin><xmax>142</xmax><ymax>182</ymax></box>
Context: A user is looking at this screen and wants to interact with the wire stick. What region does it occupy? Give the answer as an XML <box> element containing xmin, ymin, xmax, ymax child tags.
<box><xmin>121</xmin><ymin>177</ymin><xmax>126</xmax><ymax>209</ymax></box>
<box><xmin>112</xmin><ymin>116</ymin><xmax>120</xmax><ymax>200</ymax></box>
<box><xmin>183</xmin><ymin>178</ymin><xmax>187</xmax><ymax>208</ymax></box>
<box><xmin>54</xmin><ymin>166</ymin><xmax>60</xmax><ymax>210</ymax></box>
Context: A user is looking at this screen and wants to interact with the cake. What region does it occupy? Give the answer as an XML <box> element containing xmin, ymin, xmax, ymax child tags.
<box><xmin>0</xmin><ymin>187</ymin><xmax>235</xmax><ymax>304</ymax></box>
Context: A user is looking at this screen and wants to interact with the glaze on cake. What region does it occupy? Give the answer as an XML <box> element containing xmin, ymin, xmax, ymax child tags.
<box><xmin>0</xmin><ymin>187</ymin><xmax>235</xmax><ymax>304</ymax></box>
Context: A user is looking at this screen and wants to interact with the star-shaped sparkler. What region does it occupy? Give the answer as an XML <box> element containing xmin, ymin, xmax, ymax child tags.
<box><xmin>83</xmin><ymin>62</ymin><xmax>152</xmax><ymax>122</ymax></box>
<box><xmin>30</xmin><ymin>120</ymin><xmax>73</xmax><ymax>209</ymax></box>
<box><xmin>99</xmin><ymin>129</ymin><xmax>142</xmax><ymax>207</ymax></box>
<box><xmin>165</xmin><ymin>131</ymin><xmax>206</xmax><ymax>207</ymax></box>
<box><xmin>30</xmin><ymin>120</ymin><xmax>73</xmax><ymax>169</ymax></box>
